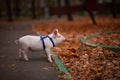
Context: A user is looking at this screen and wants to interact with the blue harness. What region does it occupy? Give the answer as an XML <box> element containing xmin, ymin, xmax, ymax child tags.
<box><xmin>40</xmin><ymin>36</ymin><xmax>55</xmax><ymax>49</ymax></box>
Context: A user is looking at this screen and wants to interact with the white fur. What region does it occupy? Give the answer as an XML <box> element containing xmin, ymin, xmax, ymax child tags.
<box><xmin>15</xmin><ymin>29</ymin><xmax>65</xmax><ymax>63</ymax></box>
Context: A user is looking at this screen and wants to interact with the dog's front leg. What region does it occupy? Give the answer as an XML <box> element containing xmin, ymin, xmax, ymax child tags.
<box><xmin>45</xmin><ymin>48</ymin><xmax>53</xmax><ymax>63</ymax></box>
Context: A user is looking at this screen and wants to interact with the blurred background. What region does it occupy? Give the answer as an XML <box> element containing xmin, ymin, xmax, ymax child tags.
<box><xmin>0</xmin><ymin>0</ymin><xmax>120</xmax><ymax>23</ymax></box>
<box><xmin>0</xmin><ymin>1</ymin><xmax>120</xmax><ymax>80</ymax></box>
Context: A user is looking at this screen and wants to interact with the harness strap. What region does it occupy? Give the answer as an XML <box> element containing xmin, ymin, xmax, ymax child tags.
<box><xmin>47</xmin><ymin>36</ymin><xmax>55</xmax><ymax>47</ymax></box>
<box><xmin>40</xmin><ymin>36</ymin><xmax>55</xmax><ymax>49</ymax></box>
<box><xmin>40</xmin><ymin>36</ymin><xmax>46</xmax><ymax>49</ymax></box>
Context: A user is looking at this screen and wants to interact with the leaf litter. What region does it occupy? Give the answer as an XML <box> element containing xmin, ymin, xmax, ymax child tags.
<box><xmin>32</xmin><ymin>17</ymin><xmax>120</xmax><ymax>80</ymax></box>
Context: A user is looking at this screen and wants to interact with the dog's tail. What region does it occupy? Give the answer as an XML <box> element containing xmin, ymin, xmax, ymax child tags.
<box><xmin>15</xmin><ymin>40</ymin><xmax>22</xmax><ymax>49</ymax></box>
<box><xmin>15</xmin><ymin>40</ymin><xmax>19</xmax><ymax>45</ymax></box>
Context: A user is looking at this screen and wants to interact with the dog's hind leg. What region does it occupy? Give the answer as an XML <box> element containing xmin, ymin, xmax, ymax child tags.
<box><xmin>22</xmin><ymin>50</ymin><xmax>29</xmax><ymax>61</ymax></box>
<box><xmin>19</xmin><ymin>48</ymin><xmax>22</xmax><ymax>59</ymax></box>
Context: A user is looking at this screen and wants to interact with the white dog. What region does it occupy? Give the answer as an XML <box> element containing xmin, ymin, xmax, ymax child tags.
<box><xmin>15</xmin><ymin>29</ymin><xmax>65</xmax><ymax>63</ymax></box>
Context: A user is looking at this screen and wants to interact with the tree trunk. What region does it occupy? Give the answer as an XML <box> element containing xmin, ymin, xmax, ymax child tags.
<box><xmin>85</xmin><ymin>8</ymin><xmax>97</xmax><ymax>25</ymax></box>
<box><xmin>36</xmin><ymin>0</ymin><xmax>40</xmax><ymax>18</ymax></box>
<box><xmin>31</xmin><ymin>0</ymin><xmax>36</xmax><ymax>19</ymax></box>
<box><xmin>14</xmin><ymin>0</ymin><xmax>20</xmax><ymax>18</ymax></box>
<box><xmin>111</xmin><ymin>0</ymin><xmax>117</xmax><ymax>18</ymax></box>
<box><xmin>6</xmin><ymin>0</ymin><xmax>13</xmax><ymax>21</ymax></box>
<box><xmin>82</xmin><ymin>0</ymin><xmax>97</xmax><ymax>25</ymax></box>
<box><xmin>0</xmin><ymin>9</ymin><xmax>2</xmax><ymax>18</ymax></box>
<box><xmin>64</xmin><ymin>0</ymin><xmax>73</xmax><ymax>21</ymax></box>
<box><xmin>57</xmin><ymin>0</ymin><xmax>62</xmax><ymax>18</ymax></box>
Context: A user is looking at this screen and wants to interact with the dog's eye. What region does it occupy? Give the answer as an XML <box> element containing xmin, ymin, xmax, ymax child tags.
<box><xmin>58</xmin><ymin>36</ymin><xmax>61</xmax><ymax>38</ymax></box>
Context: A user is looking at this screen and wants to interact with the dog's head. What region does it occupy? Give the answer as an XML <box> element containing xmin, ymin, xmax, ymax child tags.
<box><xmin>50</xmin><ymin>29</ymin><xmax>66</xmax><ymax>45</ymax></box>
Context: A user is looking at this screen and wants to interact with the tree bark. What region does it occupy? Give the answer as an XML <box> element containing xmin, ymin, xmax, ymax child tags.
<box><xmin>14</xmin><ymin>0</ymin><xmax>21</xmax><ymax>18</ymax></box>
<box><xmin>111</xmin><ymin>0</ymin><xmax>117</xmax><ymax>18</ymax></box>
<box><xmin>82</xmin><ymin>0</ymin><xmax>97</xmax><ymax>25</ymax></box>
<box><xmin>31</xmin><ymin>0</ymin><xmax>36</xmax><ymax>19</ymax></box>
<box><xmin>64</xmin><ymin>0</ymin><xmax>73</xmax><ymax>21</ymax></box>
<box><xmin>0</xmin><ymin>9</ymin><xmax>2</xmax><ymax>18</ymax></box>
<box><xmin>57</xmin><ymin>0</ymin><xmax>62</xmax><ymax>18</ymax></box>
<box><xmin>6</xmin><ymin>0</ymin><xmax>13</xmax><ymax>21</ymax></box>
<box><xmin>85</xmin><ymin>8</ymin><xmax>97</xmax><ymax>25</ymax></box>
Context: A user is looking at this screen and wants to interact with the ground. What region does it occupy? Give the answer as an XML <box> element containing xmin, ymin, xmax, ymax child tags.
<box><xmin>0</xmin><ymin>16</ymin><xmax>120</xmax><ymax>80</ymax></box>
<box><xmin>0</xmin><ymin>20</ymin><xmax>59</xmax><ymax>80</ymax></box>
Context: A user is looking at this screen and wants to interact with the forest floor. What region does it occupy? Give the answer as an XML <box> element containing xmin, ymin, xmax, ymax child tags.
<box><xmin>32</xmin><ymin>16</ymin><xmax>120</xmax><ymax>80</ymax></box>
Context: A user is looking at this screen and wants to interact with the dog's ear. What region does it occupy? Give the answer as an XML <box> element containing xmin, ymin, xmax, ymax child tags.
<box><xmin>53</xmin><ymin>29</ymin><xmax>58</xmax><ymax>35</ymax></box>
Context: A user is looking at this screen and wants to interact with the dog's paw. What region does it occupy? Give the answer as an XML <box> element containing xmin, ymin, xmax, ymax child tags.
<box><xmin>48</xmin><ymin>59</ymin><xmax>53</xmax><ymax>63</ymax></box>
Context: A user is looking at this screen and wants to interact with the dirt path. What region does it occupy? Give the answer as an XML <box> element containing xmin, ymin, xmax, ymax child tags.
<box><xmin>0</xmin><ymin>21</ymin><xmax>59</xmax><ymax>80</ymax></box>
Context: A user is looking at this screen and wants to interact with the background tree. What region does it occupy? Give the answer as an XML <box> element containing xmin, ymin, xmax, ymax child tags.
<box><xmin>36</xmin><ymin>0</ymin><xmax>41</xmax><ymax>18</ymax></box>
<box><xmin>81</xmin><ymin>0</ymin><xmax>97</xmax><ymax>25</ymax></box>
<box><xmin>0</xmin><ymin>8</ymin><xmax>2</xmax><ymax>18</ymax></box>
<box><xmin>31</xmin><ymin>0</ymin><xmax>37</xmax><ymax>19</ymax></box>
<box><xmin>57</xmin><ymin>0</ymin><xmax>62</xmax><ymax>18</ymax></box>
<box><xmin>44</xmin><ymin>0</ymin><xmax>56</xmax><ymax>19</ymax></box>
<box><xmin>14</xmin><ymin>0</ymin><xmax>21</xmax><ymax>18</ymax></box>
<box><xmin>0</xmin><ymin>0</ymin><xmax>2</xmax><ymax>18</ymax></box>
<box><xmin>111</xmin><ymin>0</ymin><xmax>117</xmax><ymax>18</ymax></box>
<box><xmin>6</xmin><ymin>0</ymin><xmax>13</xmax><ymax>21</ymax></box>
<box><xmin>64</xmin><ymin>0</ymin><xmax>73</xmax><ymax>21</ymax></box>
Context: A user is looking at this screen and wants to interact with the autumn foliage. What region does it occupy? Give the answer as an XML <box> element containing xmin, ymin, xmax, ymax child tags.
<box><xmin>32</xmin><ymin>16</ymin><xmax>120</xmax><ymax>80</ymax></box>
